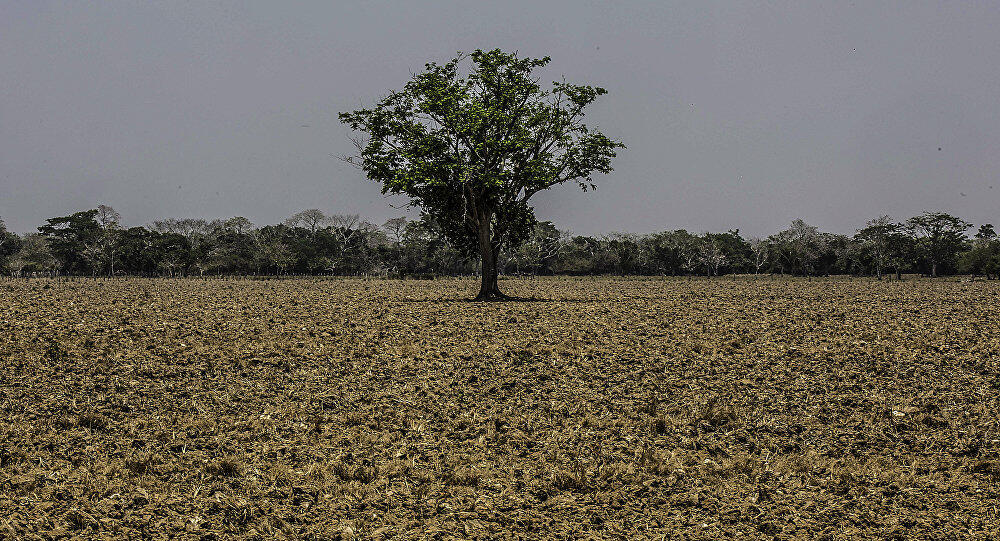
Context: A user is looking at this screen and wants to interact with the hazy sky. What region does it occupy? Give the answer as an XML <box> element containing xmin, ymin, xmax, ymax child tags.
<box><xmin>2</xmin><ymin>1</ymin><xmax>999</xmax><ymax>235</ymax></box>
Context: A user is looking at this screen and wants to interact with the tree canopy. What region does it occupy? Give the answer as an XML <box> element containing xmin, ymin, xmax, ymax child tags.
<box><xmin>339</xmin><ymin>49</ymin><xmax>624</xmax><ymax>299</ymax></box>
<box><xmin>905</xmin><ymin>212</ymin><xmax>972</xmax><ymax>277</ymax></box>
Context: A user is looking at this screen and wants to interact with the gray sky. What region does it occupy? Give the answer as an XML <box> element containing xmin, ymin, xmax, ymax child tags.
<box><xmin>2</xmin><ymin>1</ymin><xmax>999</xmax><ymax>236</ymax></box>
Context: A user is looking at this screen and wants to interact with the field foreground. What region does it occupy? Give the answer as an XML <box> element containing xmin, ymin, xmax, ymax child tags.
<box><xmin>1</xmin><ymin>277</ymin><xmax>999</xmax><ymax>539</ymax></box>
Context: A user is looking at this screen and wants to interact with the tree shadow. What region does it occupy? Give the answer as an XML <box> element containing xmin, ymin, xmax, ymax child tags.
<box><xmin>393</xmin><ymin>295</ymin><xmax>598</xmax><ymax>304</ymax></box>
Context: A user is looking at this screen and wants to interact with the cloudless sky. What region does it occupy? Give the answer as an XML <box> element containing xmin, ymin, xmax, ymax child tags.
<box><xmin>2</xmin><ymin>1</ymin><xmax>999</xmax><ymax>235</ymax></box>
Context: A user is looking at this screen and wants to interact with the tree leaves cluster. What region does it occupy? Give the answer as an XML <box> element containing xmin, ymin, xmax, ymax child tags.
<box><xmin>340</xmin><ymin>49</ymin><xmax>623</xmax><ymax>298</ymax></box>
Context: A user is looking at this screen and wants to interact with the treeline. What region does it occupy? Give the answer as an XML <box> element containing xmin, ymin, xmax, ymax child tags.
<box><xmin>1</xmin><ymin>207</ymin><xmax>998</xmax><ymax>279</ymax></box>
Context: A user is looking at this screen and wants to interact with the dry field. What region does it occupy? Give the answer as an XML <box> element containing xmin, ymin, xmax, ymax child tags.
<box><xmin>1</xmin><ymin>276</ymin><xmax>999</xmax><ymax>539</ymax></box>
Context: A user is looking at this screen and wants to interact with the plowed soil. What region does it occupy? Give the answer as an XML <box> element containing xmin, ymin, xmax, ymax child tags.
<box><xmin>1</xmin><ymin>277</ymin><xmax>999</xmax><ymax>539</ymax></box>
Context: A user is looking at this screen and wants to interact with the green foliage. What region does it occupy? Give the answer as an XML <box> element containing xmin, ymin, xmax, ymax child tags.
<box><xmin>0</xmin><ymin>218</ymin><xmax>23</xmax><ymax>272</ymax></box>
<box><xmin>11</xmin><ymin>206</ymin><xmax>999</xmax><ymax>279</ymax></box>
<box><xmin>855</xmin><ymin>216</ymin><xmax>896</xmax><ymax>278</ymax></box>
<box><xmin>975</xmin><ymin>224</ymin><xmax>996</xmax><ymax>241</ymax></box>
<box><xmin>37</xmin><ymin>209</ymin><xmax>101</xmax><ymax>274</ymax></box>
<box><xmin>642</xmin><ymin>230</ymin><xmax>701</xmax><ymax>275</ymax></box>
<box><xmin>905</xmin><ymin>212</ymin><xmax>972</xmax><ymax>277</ymax></box>
<box><xmin>703</xmin><ymin>230</ymin><xmax>752</xmax><ymax>275</ymax></box>
<box><xmin>960</xmin><ymin>227</ymin><xmax>1000</xmax><ymax>278</ymax></box>
<box><xmin>8</xmin><ymin>233</ymin><xmax>56</xmax><ymax>275</ymax></box>
<box><xmin>339</xmin><ymin>49</ymin><xmax>623</xmax><ymax>296</ymax></box>
<box><xmin>397</xmin><ymin>215</ymin><xmax>476</xmax><ymax>276</ymax></box>
<box><xmin>767</xmin><ymin>220</ymin><xmax>824</xmax><ymax>275</ymax></box>
<box><xmin>507</xmin><ymin>221</ymin><xmax>562</xmax><ymax>274</ymax></box>
<box><xmin>0</xmin><ymin>220</ymin><xmax>22</xmax><ymax>275</ymax></box>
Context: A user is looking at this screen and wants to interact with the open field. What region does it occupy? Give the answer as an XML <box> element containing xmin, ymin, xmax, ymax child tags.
<box><xmin>1</xmin><ymin>276</ymin><xmax>999</xmax><ymax>539</ymax></box>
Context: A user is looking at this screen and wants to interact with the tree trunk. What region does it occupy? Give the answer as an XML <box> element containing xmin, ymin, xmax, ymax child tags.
<box><xmin>475</xmin><ymin>213</ymin><xmax>507</xmax><ymax>301</ymax></box>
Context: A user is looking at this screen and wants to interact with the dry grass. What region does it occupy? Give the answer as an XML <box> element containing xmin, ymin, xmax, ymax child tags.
<box><xmin>1</xmin><ymin>276</ymin><xmax>999</xmax><ymax>538</ymax></box>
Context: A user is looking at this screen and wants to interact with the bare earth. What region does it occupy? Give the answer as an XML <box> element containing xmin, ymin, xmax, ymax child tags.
<box><xmin>1</xmin><ymin>277</ymin><xmax>999</xmax><ymax>539</ymax></box>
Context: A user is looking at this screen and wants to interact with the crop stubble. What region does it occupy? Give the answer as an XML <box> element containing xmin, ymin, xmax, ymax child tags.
<box><xmin>1</xmin><ymin>277</ymin><xmax>999</xmax><ymax>539</ymax></box>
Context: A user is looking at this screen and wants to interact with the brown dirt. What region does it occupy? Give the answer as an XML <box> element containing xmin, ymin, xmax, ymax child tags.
<box><xmin>1</xmin><ymin>277</ymin><xmax>999</xmax><ymax>539</ymax></box>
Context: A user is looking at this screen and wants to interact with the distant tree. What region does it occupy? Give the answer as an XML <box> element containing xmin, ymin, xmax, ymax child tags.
<box><xmin>22</xmin><ymin>204</ymin><xmax>991</xmax><ymax>279</ymax></box>
<box><xmin>640</xmin><ymin>233</ymin><xmax>676</xmax><ymax>275</ymax></box>
<box><xmin>296</xmin><ymin>227</ymin><xmax>337</xmax><ymax>274</ymax></box>
<box><xmin>0</xmin><ymin>218</ymin><xmax>13</xmax><ymax>250</ymax></box>
<box><xmin>641</xmin><ymin>230</ymin><xmax>707</xmax><ymax>275</ymax></box>
<box><xmin>704</xmin><ymin>230</ymin><xmax>750</xmax><ymax>274</ymax></box>
<box><xmin>816</xmin><ymin>233</ymin><xmax>852</xmax><ymax>275</ymax></box>
<box><xmin>380</xmin><ymin>217</ymin><xmax>409</xmax><ymax>273</ymax></box>
<box><xmin>9</xmin><ymin>233</ymin><xmax>56</xmax><ymax>276</ymax></box>
<box><xmin>508</xmin><ymin>221</ymin><xmax>564</xmax><ymax>275</ymax></box>
<box><xmin>399</xmin><ymin>215</ymin><xmax>474</xmax><ymax>275</ymax></box>
<box><xmin>149</xmin><ymin>232</ymin><xmax>191</xmax><ymax>276</ymax></box>
<box><xmin>603</xmin><ymin>233</ymin><xmax>643</xmax><ymax>275</ymax></box>
<box><xmin>285</xmin><ymin>209</ymin><xmax>329</xmax><ymax>235</ymax></box>
<box><xmin>975</xmin><ymin>224</ymin><xmax>997</xmax><ymax>241</ymax></box>
<box><xmin>837</xmin><ymin>236</ymin><xmax>868</xmax><ymax>276</ymax></box>
<box><xmin>768</xmin><ymin>219</ymin><xmax>823</xmax><ymax>275</ymax></box>
<box><xmin>150</xmin><ymin>218</ymin><xmax>213</xmax><ymax>275</ymax></box>
<box><xmin>95</xmin><ymin>205</ymin><xmax>120</xmax><ymax>229</ymax></box>
<box><xmin>327</xmin><ymin>214</ymin><xmax>378</xmax><ymax>273</ymax></box>
<box><xmin>338</xmin><ymin>222</ymin><xmax>387</xmax><ymax>275</ymax></box>
<box><xmin>151</xmin><ymin>218</ymin><xmax>211</xmax><ymax>238</ymax></box>
<box><xmin>905</xmin><ymin>212</ymin><xmax>971</xmax><ymax>277</ymax></box>
<box><xmin>224</xmin><ymin>216</ymin><xmax>254</xmax><ymax>236</ymax></box>
<box><xmin>328</xmin><ymin>214</ymin><xmax>361</xmax><ymax>242</ymax></box>
<box><xmin>254</xmin><ymin>226</ymin><xmax>295</xmax><ymax>275</ymax></box>
<box><xmin>672</xmin><ymin>231</ymin><xmax>704</xmax><ymax>274</ymax></box>
<box><xmin>748</xmin><ymin>237</ymin><xmax>769</xmax><ymax>275</ymax></box>
<box><xmin>38</xmin><ymin>210</ymin><xmax>101</xmax><ymax>274</ymax></box>
<box><xmin>885</xmin><ymin>229</ymin><xmax>915</xmax><ymax>280</ymax></box>
<box><xmin>0</xmin><ymin>218</ymin><xmax>23</xmax><ymax>272</ymax></box>
<box><xmin>361</xmin><ymin>225</ymin><xmax>392</xmax><ymax>272</ymax></box>
<box><xmin>553</xmin><ymin>235</ymin><xmax>601</xmax><ymax>275</ymax></box>
<box><xmin>92</xmin><ymin>204</ymin><xmax>122</xmax><ymax>275</ymax></box>
<box><xmin>340</xmin><ymin>49</ymin><xmax>623</xmax><ymax>299</ymax></box>
<box><xmin>206</xmin><ymin>217</ymin><xmax>257</xmax><ymax>273</ymax></box>
<box><xmin>855</xmin><ymin>216</ymin><xmax>899</xmax><ymax>280</ymax></box>
<box><xmin>111</xmin><ymin>227</ymin><xmax>148</xmax><ymax>275</ymax></box>
<box><xmin>698</xmin><ymin>239</ymin><xmax>726</xmax><ymax>276</ymax></box>
<box><xmin>959</xmin><ymin>242</ymin><xmax>1000</xmax><ymax>279</ymax></box>
<box><xmin>960</xmin><ymin>224</ymin><xmax>1000</xmax><ymax>279</ymax></box>
<box><xmin>383</xmin><ymin>217</ymin><xmax>408</xmax><ymax>245</ymax></box>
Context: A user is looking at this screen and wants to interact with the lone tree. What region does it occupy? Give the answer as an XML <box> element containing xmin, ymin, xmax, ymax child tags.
<box><xmin>340</xmin><ymin>49</ymin><xmax>623</xmax><ymax>299</ymax></box>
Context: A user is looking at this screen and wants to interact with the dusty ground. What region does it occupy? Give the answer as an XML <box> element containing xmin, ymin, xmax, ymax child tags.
<box><xmin>1</xmin><ymin>276</ymin><xmax>999</xmax><ymax>539</ymax></box>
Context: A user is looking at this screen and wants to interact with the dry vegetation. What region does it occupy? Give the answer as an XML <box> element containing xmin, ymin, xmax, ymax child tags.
<box><xmin>1</xmin><ymin>276</ymin><xmax>999</xmax><ymax>539</ymax></box>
